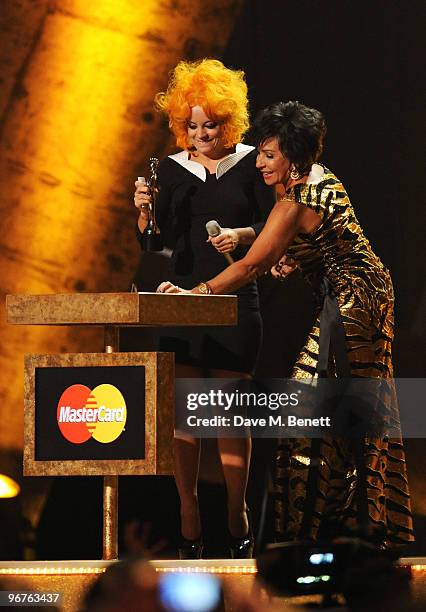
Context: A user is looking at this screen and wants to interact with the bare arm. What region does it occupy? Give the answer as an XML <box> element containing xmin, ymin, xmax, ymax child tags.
<box><xmin>229</xmin><ymin>226</ymin><xmax>257</xmax><ymax>245</ymax></box>
<box><xmin>157</xmin><ymin>199</ymin><xmax>320</xmax><ymax>294</ymax></box>
<box><xmin>203</xmin><ymin>200</ymin><xmax>320</xmax><ymax>294</ymax></box>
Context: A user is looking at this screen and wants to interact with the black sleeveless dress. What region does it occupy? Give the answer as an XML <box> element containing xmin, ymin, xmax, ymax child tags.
<box><xmin>136</xmin><ymin>146</ymin><xmax>275</xmax><ymax>374</ymax></box>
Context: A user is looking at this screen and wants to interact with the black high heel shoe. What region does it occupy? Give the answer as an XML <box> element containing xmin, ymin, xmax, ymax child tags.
<box><xmin>178</xmin><ymin>536</ymin><xmax>203</xmax><ymax>560</ymax></box>
<box><xmin>228</xmin><ymin>509</ymin><xmax>254</xmax><ymax>559</ymax></box>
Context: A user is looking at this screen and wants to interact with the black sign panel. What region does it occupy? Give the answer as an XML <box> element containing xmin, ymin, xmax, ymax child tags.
<box><xmin>35</xmin><ymin>366</ymin><xmax>145</xmax><ymax>461</ymax></box>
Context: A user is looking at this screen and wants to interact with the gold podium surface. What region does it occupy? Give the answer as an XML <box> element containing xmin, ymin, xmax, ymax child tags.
<box><xmin>6</xmin><ymin>291</ymin><xmax>237</xmax><ymax>326</ymax></box>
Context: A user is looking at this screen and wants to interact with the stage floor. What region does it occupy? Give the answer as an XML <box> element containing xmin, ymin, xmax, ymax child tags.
<box><xmin>0</xmin><ymin>558</ymin><xmax>425</xmax><ymax>611</ymax></box>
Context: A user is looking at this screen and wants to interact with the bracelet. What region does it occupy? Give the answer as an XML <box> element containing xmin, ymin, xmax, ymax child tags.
<box><xmin>196</xmin><ymin>281</ymin><xmax>212</xmax><ymax>295</ymax></box>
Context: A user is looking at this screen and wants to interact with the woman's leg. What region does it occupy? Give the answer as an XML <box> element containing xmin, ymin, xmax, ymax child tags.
<box><xmin>174</xmin><ymin>363</ymin><xmax>204</xmax><ymax>540</ymax></box>
<box><xmin>209</xmin><ymin>368</ymin><xmax>252</xmax><ymax>537</ymax></box>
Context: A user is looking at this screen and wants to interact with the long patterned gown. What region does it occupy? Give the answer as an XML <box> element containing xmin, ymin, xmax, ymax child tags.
<box><xmin>274</xmin><ymin>166</ymin><xmax>414</xmax><ymax>546</ymax></box>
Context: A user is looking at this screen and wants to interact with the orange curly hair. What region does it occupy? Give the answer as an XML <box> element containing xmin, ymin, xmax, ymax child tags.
<box><xmin>155</xmin><ymin>59</ymin><xmax>249</xmax><ymax>150</ymax></box>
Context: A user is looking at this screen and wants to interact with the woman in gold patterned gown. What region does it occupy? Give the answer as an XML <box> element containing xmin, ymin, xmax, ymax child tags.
<box><xmin>158</xmin><ymin>101</ymin><xmax>414</xmax><ymax>546</ymax></box>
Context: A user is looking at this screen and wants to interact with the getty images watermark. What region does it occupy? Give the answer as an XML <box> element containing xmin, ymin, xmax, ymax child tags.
<box><xmin>185</xmin><ymin>387</ymin><xmax>330</xmax><ymax>429</ymax></box>
<box><xmin>175</xmin><ymin>378</ymin><xmax>426</xmax><ymax>438</ymax></box>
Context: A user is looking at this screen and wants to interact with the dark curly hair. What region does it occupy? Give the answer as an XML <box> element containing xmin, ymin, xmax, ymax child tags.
<box><xmin>253</xmin><ymin>101</ymin><xmax>326</xmax><ymax>176</ymax></box>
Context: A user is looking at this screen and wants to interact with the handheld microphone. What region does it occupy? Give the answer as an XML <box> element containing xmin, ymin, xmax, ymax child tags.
<box><xmin>205</xmin><ymin>220</ymin><xmax>234</xmax><ymax>265</ymax></box>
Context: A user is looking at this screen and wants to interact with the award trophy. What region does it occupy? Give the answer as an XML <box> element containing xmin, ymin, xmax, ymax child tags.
<box><xmin>139</xmin><ymin>157</ymin><xmax>163</xmax><ymax>251</ymax></box>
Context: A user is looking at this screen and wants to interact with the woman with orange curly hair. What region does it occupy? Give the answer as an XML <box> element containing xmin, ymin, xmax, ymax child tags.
<box><xmin>134</xmin><ymin>59</ymin><xmax>274</xmax><ymax>559</ymax></box>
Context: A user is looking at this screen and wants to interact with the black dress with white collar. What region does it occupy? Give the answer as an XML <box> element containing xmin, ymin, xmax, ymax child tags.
<box><xmin>136</xmin><ymin>146</ymin><xmax>274</xmax><ymax>374</ymax></box>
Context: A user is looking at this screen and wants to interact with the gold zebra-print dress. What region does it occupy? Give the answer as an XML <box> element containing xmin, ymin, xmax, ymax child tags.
<box><xmin>274</xmin><ymin>166</ymin><xmax>414</xmax><ymax>546</ymax></box>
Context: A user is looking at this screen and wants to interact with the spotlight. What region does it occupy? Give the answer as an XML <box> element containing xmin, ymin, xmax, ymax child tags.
<box><xmin>0</xmin><ymin>452</ymin><xmax>21</xmax><ymax>499</ymax></box>
<box><xmin>0</xmin><ymin>473</ymin><xmax>20</xmax><ymax>498</ymax></box>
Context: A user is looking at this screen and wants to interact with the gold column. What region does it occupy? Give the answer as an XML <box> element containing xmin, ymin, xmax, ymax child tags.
<box><xmin>102</xmin><ymin>325</ymin><xmax>120</xmax><ymax>559</ymax></box>
<box><xmin>103</xmin><ymin>475</ymin><xmax>118</xmax><ymax>560</ymax></box>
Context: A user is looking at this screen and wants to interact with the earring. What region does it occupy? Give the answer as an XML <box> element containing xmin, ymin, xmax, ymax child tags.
<box><xmin>290</xmin><ymin>165</ymin><xmax>300</xmax><ymax>180</ymax></box>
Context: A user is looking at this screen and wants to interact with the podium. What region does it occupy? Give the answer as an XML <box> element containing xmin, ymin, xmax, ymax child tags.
<box><xmin>6</xmin><ymin>291</ymin><xmax>237</xmax><ymax>559</ymax></box>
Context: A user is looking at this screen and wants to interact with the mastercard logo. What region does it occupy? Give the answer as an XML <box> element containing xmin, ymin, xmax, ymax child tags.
<box><xmin>57</xmin><ymin>384</ymin><xmax>127</xmax><ymax>444</ymax></box>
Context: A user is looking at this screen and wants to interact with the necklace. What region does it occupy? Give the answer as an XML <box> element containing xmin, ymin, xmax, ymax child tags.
<box><xmin>277</xmin><ymin>182</ymin><xmax>294</xmax><ymax>202</ymax></box>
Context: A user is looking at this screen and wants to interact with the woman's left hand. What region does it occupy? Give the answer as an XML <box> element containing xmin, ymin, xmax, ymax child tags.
<box><xmin>271</xmin><ymin>255</ymin><xmax>298</xmax><ymax>280</ymax></box>
<box><xmin>207</xmin><ymin>228</ymin><xmax>239</xmax><ymax>254</ymax></box>
<box><xmin>156</xmin><ymin>281</ymin><xmax>190</xmax><ymax>294</ymax></box>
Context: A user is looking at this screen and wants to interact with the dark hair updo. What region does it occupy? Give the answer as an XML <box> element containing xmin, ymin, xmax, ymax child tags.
<box><xmin>253</xmin><ymin>101</ymin><xmax>326</xmax><ymax>176</ymax></box>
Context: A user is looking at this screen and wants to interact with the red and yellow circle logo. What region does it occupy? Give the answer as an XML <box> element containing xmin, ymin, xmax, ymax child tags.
<box><xmin>57</xmin><ymin>384</ymin><xmax>127</xmax><ymax>444</ymax></box>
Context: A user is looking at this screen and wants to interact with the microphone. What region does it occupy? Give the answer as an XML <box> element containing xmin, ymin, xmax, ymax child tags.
<box><xmin>205</xmin><ymin>220</ymin><xmax>234</xmax><ymax>265</ymax></box>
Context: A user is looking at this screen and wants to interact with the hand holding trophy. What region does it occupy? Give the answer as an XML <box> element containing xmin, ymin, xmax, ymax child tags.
<box><xmin>136</xmin><ymin>157</ymin><xmax>163</xmax><ymax>251</ymax></box>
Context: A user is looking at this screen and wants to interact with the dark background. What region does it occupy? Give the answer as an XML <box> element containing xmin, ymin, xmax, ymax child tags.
<box><xmin>223</xmin><ymin>0</ymin><xmax>425</xmax><ymax>344</ymax></box>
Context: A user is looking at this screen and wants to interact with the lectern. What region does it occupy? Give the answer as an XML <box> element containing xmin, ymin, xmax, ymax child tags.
<box><xmin>6</xmin><ymin>291</ymin><xmax>237</xmax><ymax>559</ymax></box>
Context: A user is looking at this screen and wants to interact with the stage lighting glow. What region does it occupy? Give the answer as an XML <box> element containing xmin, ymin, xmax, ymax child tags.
<box><xmin>309</xmin><ymin>552</ymin><xmax>334</xmax><ymax>564</ymax></box>
<box><xmin>155</xmin><ymin>565</ymin><xmax>257</xmax><ymax>575</ymax></box>
<box><xmin>160</xmin><ymin>573</ymin><xmax>221</xmax><ymax>612</ymax></box>
<box><xmin>296</xmin><ymin>575</ymin><xmax>331</xmax><ymax>584</ymax></box>
<box><xmin>0</xmin><ymin>0</ymin><xmax>244</xmax><ymax>452</ymax></box>
<box><xmin>0</xmin><ymin>566</ymin><xmax>106</xmax><ymax>575</ymax></box>
<box><xmin>0</xmin><ymin>474</ymin><xmax>20</xmax><ymax>498</ymax></box>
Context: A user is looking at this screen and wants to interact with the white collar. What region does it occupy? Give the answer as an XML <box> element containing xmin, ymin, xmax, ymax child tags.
<box><xmin>168</xmin><ymin>143</ymin><xmax>254</xmax><ymax>182</ymax></box>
